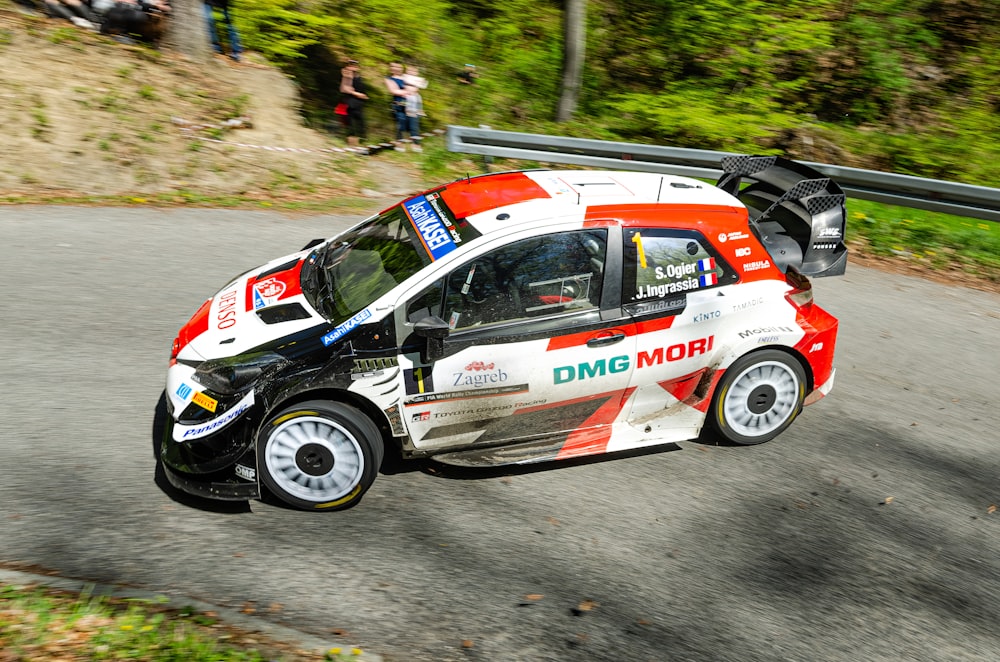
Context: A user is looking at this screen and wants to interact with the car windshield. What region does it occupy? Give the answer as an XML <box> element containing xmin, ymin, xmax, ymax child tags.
<box><xmin>301</xmin><ymin>194</ymin><xmax>477</xmax><ymax>324</ymax></box>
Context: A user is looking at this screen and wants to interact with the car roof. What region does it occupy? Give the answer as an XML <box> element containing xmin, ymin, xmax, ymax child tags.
<box><xmin>434</xmin><ymin>169</ymin><xmax>747</xmax><ymax>237</ymax></box>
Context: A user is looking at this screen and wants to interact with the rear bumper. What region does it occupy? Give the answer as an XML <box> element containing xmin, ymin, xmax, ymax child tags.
<box><xmin>805</xmin><ymin>367</ymin><xmax>835</xmax><ymax>406</ymax></box>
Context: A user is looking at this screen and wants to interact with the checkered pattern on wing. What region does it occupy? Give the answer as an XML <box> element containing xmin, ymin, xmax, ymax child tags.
<box><xmin>805</xmin><ymin>194</ymin><xmax>846</xmax><ymax>216</ymax></box>
<box><xmin>786</xmin><ymin>178</ymin><xmax>830</xmax><ymax>200</ymax></box>
<box><xmin>720</xmin><ymin>155</ymin><xmax>777</xmax><ymax>176</ymax></box>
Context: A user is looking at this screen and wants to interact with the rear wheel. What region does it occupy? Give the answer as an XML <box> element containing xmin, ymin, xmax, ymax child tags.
<box><xmin>709</xmin><ymin>350</ymin><xmax>806</xmax><ymax>445</ymax></box>
<box><xmin>257</xmin><ymin>401</ymin><xmax>383</xmax><ymax>511</ymax></box>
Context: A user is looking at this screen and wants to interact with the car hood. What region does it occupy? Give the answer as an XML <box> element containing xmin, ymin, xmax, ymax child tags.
<box><xmin>175</xmin><ymin>250</ymin><xmax>326</xmax><ymax>362</ymax></box>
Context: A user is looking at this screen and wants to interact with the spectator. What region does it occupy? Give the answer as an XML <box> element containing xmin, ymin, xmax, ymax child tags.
<box><xmin>403</xmin><ymin>64</ymin><xmax>428</xmax><ymax>91</ymax></box>
<box><xmin>457</xmin><ymin>63</ymin><xmax>477</xmax><ymax>85</ymax></box>
<box><xmin>340</xmin><ymin>59</ymin><xmax>368</xmax><ymax>148</ymax></box>
<box><xmin>204</xmin><ymin>0</ymin><xmax>241</xmax><ymax>62</ymax></box>
<box><xmin>402</xmin><ymin>65</ymin><xmax>427</xmax><ymax>152</ymax></box>
<box><xmin>100</xmin><ymin>0</ymin><xmax>170</xmax><ymax>44</ymax></box>
<box><xmin>403</xmin><ymin>81</ymin><xmax>425</xmax><ymax>152</ymax></box>
<box><xmin>384</xmin><ymin>62</ymin><xmax>408</xmax><ymax>149</ymax></box>
<box><xmin>42</xmin><ymin>0</ymin><xmax>101</xmax><ymax>30</ymax></box>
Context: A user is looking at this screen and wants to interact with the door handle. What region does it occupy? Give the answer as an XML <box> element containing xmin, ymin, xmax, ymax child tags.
<box><xmin>587</xmin><ymin>332</ymin><xmax>626</xmax><ymax>348</ymax></box>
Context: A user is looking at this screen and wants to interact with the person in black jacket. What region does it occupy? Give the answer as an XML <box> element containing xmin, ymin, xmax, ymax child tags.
<box><xmin>340</xmin><ymin>59</ymin><xmax>369</xmax><ymax>148</ymax></box>
<box><xmin>204</xmin><ymin>0</ymin><xmax>242</xmax><ymax>61</ymax></box>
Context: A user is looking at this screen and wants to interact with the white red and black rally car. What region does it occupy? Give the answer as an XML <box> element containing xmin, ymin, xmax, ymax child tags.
<box><xmin>162</xmin><ymin>156</ymin><xmax>846</xmax><ymax>511</ymax></box>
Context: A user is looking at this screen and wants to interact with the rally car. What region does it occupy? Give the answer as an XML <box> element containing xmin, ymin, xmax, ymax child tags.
<box><xmin>162</xmin><ymin>155</ymin><xmax>847</xmax><ymax>511</ymax></box>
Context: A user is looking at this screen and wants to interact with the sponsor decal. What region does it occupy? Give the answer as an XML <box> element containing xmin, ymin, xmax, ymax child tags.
<box><xmin>234</xmin><ymin>464</ymin><xmax>256</xmax><ymax>481</ymax></box>
<box><xmin>693</xmin><ymin>310</ymin><xmax>721</xmax><ymax>323</ymax></box>
<box><xmin>628</xmin><ymin>296</ymin><xmax>686</xmax><ymax>315</ymax></box>
<box><xmin>384</xmin><ymin>404</ymin><xmax>405</xmax><ymax>436</ymax></box>
<box><xmin>465</xmin><ymin>361</ymin><xmax>495</xmax><ymax>371</ymax></box>
<box><xmin>176</xmin><ymin>383</ymin><xmax>193</xmax><ymax>400</ymax></box>
<box><xmin>553</xmin><ymin>336</ymin><xmax>715</xmax><ymax>383</ymax></box>
<box><xmin>718</xmin><ymin>231</ymin><xmax>750</xmax><ymax>243</ymax></box>
<box><xmin>734</xmin><ymin>246</ymin><xmax>752</xmax><ymax>257</ymax></box>
<box><xmin>453</xmin><ymin>367</ymin><xmax>507</xmax><ymax>388</ymax></box>
<box><xmin>403</xmin><ymin>194</ymin><xmax>458</xmax><ymax>260</ymax></box>
<box><xmin>810</xmin><ymin>342</ymin><xmax>824</xmax><ymax>352</ymax></box>
<box><xmin>514</xmin><ymin>398</ymin><xmax>546</xmax><ymax>408</ymax></box>
<box><xmin>432</xmin><ymin>403</ymin><xmax>516</xmax><ymax>419</ymax></box>
<box><xmin>425</xmin><ymin>193</ymin><xmax>463</xmax><ymax>244</ymax></box>
<box><xmin>636</xmin><ymin>278</ymin><xmax>699</xmax><ymax>298</ymax></box>
<box><xmin>321</xmin><ymin>308</ymin><xmax>372</xmax><ymax>346</ymax></box>
<box><xmin>255</xmin><ymin>277</ymin><xmax>286</xmax><ymax>299</ymax></box>
<box><xmin>406</xmin><ymin>383</ymin><xmax>529</xmax><ymax>404</ymax></box>
<box><xmin>757</xmin><ymin>335</ymin><xmax>780</xmax><ymax>344</ymax></box>
<box><xmin>699</xmin><ymin>272</ymin><xmax>718</xmax><ymax>287</ymax></box>
<box><xmin>732</xmin><ymin>297</ymin><xmax>764</xmax><ymax>312</ymax></box>
<box><xmin>742</xmin><ymin>260</ymin><xmax>771</xmax><ymax>272</ymax></box>
<box><xmin>174</xmin><ymin>391</ymin><xmax>255</xmax><ymax>441</ymax></box>
<box><xmin>216</xmin><ymin>286</ymin><xmax>239</xmax><ymax>330</ymax></box>
<box><xmin>818</xmin><ymin>227</ymin><xmax>842</xmax><ymax>238</ymax></box>
<box><xmin>739</xmin><ymin>326</ymin><xmax>794</xmax><ymax>339</ymax></box>
<box><xmin>192</xmin><ymin>391</ymin><xmax>218</xmax><ymax>413</ymax></box>
<box><xmin>655</xmin><ymin>263</ymin><xmax>698</xmax><ymax>279</ymax></box>
<box><xmin>412</xmin><ymin>411</ymin><xmax>431</xmax><ymax>422</ymax></box>
<box><xmin>403</xmin><ymin>366</ymin><xmax>434</xmax><ymax>394</ymax></box>
<box><xmin>813</xmin><ymin>243</ymin><xmax>837</xmax><ymax>250</ymax></box>
<box><xmin>636</xmin><ymin>336</ymin><xmax>714</xmax><ymax>369</ymax></box>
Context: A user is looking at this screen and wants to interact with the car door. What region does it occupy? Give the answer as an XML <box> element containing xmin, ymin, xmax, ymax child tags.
<box><xmin>393</xmin><ymin>225</ymin><xmax>638</xmax><ymax>458</ymax></box>
<box><xmin>620</xmin><ymin>227</ymin><xmax>740</xmax><ymax>434</ymax></box>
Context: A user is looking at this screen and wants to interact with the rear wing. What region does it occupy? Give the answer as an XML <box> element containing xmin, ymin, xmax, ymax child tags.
<box><xmin>717</xmin><ymin>156</ymin><xmax>847</xmax><ymax>277</ymax></box>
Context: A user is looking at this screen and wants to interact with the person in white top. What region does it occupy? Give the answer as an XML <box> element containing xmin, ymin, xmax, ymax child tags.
<box><xmin>402</xmin><ymin>65</ymin><xmax>427</xmax><ymax>151</ymax></box>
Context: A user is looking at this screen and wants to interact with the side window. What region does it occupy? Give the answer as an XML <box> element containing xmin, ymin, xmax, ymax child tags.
<box><xmin>405</xmin><ymin>230</ymin><xmax>607</xmax><ymax>331</ymax></box>
<box><xmin>406</xmin><ymin>278</ymin><xmax>444</xmax><ymax>323</ymax></box>
<box><xmin>622</xmin><ymin>228</ymin><xmax>736</xmax><ymax>316</ymax></box>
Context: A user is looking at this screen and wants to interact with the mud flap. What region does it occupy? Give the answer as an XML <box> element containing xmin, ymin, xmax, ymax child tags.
<box><xmin>717</xmin><ymin>156</ymin><xmax>847</xmax><ymax>277</ymax></box>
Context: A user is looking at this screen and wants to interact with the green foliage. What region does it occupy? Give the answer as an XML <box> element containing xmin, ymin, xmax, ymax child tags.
<box><xmin>601</xmin><ymin>87</ymin><xmax>797</xmax><ymax>152</ymax></box>
<box><xmin>181</xmin><ymin>0</ymin><xmax>1000</xmax><ymax>187</ymax></box>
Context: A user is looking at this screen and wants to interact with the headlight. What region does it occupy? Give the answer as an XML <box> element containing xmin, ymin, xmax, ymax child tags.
<box><xmin>191</xmin><ymin>352</ymin><xmax>288</xmax><ymax>395</ymax></box>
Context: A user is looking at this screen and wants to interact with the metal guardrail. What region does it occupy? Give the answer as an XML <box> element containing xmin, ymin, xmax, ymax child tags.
<box><xmin>447</xmin><ymin>125</ymin><xmax>1000</xmax><ymax>222</ymax></box>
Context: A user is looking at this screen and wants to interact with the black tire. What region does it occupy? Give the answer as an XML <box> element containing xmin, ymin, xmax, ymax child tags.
<box><xmin>257</xmin><ymin>400</ymin><xmax>383</xmax><ymax>511</ymax></box>
<box><xmin>708</xmin><ymin>350</ymin><xmax>807</xmax><ymax>446</ymax></box>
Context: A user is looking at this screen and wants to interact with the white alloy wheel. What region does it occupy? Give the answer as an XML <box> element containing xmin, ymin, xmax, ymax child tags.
<box><xmin>258</xmin><ymin>401</ymin><xmax>382</xmax><ymax>511</ymax></box>
<box><xmin>710</xmin><ymin>350</ymin><xmax>807</xmax><ymax>445</ymax></box>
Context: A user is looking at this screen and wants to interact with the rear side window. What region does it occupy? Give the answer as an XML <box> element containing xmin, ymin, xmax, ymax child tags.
<box><xmin>622</xmin><ymin>228</ymin><xmax>737</xmax><ymax>316</ymax></box>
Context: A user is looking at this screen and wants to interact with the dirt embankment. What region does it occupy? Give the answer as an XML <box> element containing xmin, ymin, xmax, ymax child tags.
<box><xmin>0</xmin><ymin>7</ymin><xmax>422</xmax><ymax>200</ymax></box>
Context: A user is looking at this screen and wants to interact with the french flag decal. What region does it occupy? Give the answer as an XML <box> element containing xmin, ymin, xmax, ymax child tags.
<box><xmin>697</xmin><ymin>257</ymin><xmax>716</xmax><ymax>271</ymax></box>
<box><xmin>699</xmin><ymin>272</ymin><xmax>718</xmax><ymax>286</ymax></box>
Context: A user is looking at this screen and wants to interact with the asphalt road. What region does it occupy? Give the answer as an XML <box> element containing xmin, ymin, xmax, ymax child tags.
<box><xmin>1</xmin><ymin>206</ymin><xmax>998</xmax><ymax>662</ymax></box>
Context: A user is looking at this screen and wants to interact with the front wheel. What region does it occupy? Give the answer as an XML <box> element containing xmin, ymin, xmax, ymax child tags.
<box><xmin>709</xmin><ymin>350</ymin><xmax>807</xmax><ymax>445</ymax></box>
<box><xmin>257</xmin><ymin>401</ymin><xmax>383</xmax><ymax>511</ymax></box>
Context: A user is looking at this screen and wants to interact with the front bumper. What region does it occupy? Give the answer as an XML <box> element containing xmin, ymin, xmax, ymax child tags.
<box><xmin>161</xmin><ymin>460</ymin><xmax>260</xmax><ymax>501</ymax></box>
<box><xmin>160</xmin><ymin>396</ymin><xmax>261</xmax><ymax>501</ymax></box>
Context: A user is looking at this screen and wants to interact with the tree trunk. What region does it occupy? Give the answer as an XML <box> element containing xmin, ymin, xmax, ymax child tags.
<box><xmin>556</xmin><ymin>0</ymin><xmax>587</xmax><ymax>122</ymax></box>
<box><xmin>164</xmin><ymin>0</ymin><xmax>213</xmax><ymax>63</ymax></box>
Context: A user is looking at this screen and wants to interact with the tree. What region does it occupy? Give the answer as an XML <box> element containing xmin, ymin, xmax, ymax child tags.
<box><xmin>164</xmin><ymin>0</ymin><xmax>213</xmax><ymax>63</ymax></box>
<box><xmin>556</xmin><ymin>0</ymin><xmax>586</xmax><ymax>122</ymax></box>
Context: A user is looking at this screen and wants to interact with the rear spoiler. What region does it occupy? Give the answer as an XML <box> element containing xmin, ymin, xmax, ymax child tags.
<box><xmin>716</xmin><ymin>155</ymin><xmax>847</xmax><ymax>277</ymax></box>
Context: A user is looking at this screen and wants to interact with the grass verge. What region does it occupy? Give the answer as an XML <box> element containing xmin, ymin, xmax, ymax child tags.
<box><xmin>0</xmin><ymin>583</ymin><xmax>362</xmax><ymax>661</ymax></box>
<box><xmin>847</xmin><ymin>198</ymin><xmax>1000</xmax><ymax>285</ymax></box>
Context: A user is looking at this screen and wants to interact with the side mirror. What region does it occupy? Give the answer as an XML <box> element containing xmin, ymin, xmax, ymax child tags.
<box><xmin>413</xmin><ymin>316</ymin><xmax>450</xmax><ymax>362</ymax></box>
